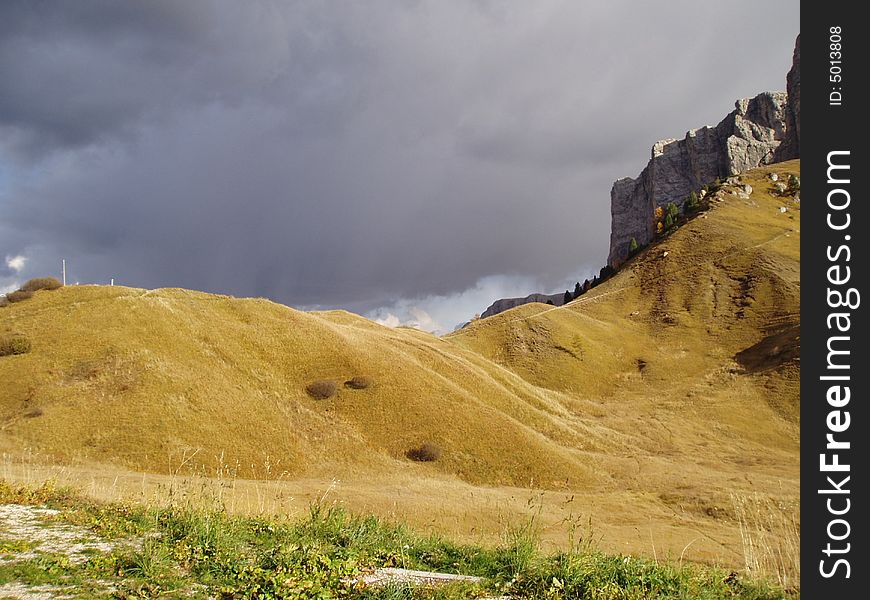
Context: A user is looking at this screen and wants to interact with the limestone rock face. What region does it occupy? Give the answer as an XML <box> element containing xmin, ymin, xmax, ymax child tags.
<box><xmin>726</xmin><ymin>92</ymin><xmax>788</xmax><ymax>173</ymax></box>
<box><xmin>607</xmin><ymin>32</ymin><xmax>801</xmax><ymax>269</ymax></box>
<box><xmin>606</xmin><ymin>91</ymin><xmax>790</xmax><ymax>268</ymax></box>
<box><xmin>481</xmin><ymin>292</ymin><xmax>564</xmax><ymax>319</ymax></box>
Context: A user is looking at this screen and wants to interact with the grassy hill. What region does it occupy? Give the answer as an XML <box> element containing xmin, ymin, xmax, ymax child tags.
<box><xmin>0</xmin><ymin>284</ymin><xmax>597</xmax><ymax>489</ymax></box>
<box><xmin>0</xmin><ymin>161</ymin><xmax>800</xmax><ymax>575</ymax></box>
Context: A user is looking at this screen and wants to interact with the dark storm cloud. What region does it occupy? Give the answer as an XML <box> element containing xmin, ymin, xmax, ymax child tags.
<box><xmin>0</xmin><ymin>1</ymin><xmax>798</xmax><ymax>319</ymax></box>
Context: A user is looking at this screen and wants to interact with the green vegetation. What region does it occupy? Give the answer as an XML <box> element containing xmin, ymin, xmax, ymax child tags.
<box><xmin>664</xmin><ymin>202</ymin><xmax>679</xmax><ymax>230</ymax></box>
<box><xmin>684</xmin><ymin>190</ymin><xmax>701</xmax><ymax>214</ymax></box>
<box><xmin>0</xmin><ymin>480</ymin><xmax>794</xmax><ymax>599</ymax></box>
<box><xmin>787</xmin><ymin>174</ymin><xmax>800</xmax><ymax>193</ymax></box>
<box><xmin>628</xmin><ymin>238</ymin><xmax>639</xmax><ymax>256</ymax></box>
<box><xmin>704</xmin><ymin>177</ymin><xmax>724</xmax><ymax>196</ymax></box>
<box><xmin>0</xmin><ymin>333</ymin><xmax>31</xmax><ymax>357</ymax></box>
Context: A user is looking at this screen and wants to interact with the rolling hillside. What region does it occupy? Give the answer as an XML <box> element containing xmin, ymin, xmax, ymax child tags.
<box><xmin>0</xmin><ymin>161</ymin><xmax>800</xmax><ymax>565</ymax></box>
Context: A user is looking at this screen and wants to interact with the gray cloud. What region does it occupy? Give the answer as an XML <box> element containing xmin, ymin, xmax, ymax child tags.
<box><xmin>0</xmin><ymin>1</ymin><xmax>798</xmax><ymax>323</ymax></box>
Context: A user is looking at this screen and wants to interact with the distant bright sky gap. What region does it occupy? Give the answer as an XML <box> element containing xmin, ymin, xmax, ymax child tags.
<box><xmin>0</xmin><ymin>1</ymin><xmax>798</xmax><ymax>333</ymax></box>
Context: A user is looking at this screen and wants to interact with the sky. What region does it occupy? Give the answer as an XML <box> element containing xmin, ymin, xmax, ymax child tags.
<box><xmin>0</xmin><ymin>1</ymin><xmax>799</xmax><ymax>333</ymax></box>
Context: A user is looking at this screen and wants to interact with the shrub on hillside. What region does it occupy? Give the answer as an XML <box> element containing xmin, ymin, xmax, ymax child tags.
<box><xmin>684</xmin><ymin>191</ymin><xmax>700</xmax><ymax>213</ymax></box>
<box><xmin>666</xmin><ymin>202</ymin><xmax>679</xmax><ymax>227</ymax></box>
<box><xmin>0</xmin><ymin>334</ymin><xmax>32</xmax><ymax>357</ymax></box>
<box><xmin>21</xmin><ymin>277</ymin><xmax>63</xmax><ymax>292</ymax></box>
<box><xmin>406</xmin><ymin>442</ymin><xmax>441</xmax><ymax>462</ymax></box>
<box><xmin>704</xmin><ymin>177</ymin><xmax>723</xmax><ymax>195</ymax></box>
<box><xmin>344</xmin><ymin>376</ymin><xmax>373</xmax><ymax>390</ymax></box>
<box><xmin>5</xmin><ymin>290</ymin><xmax>33</xmax><ymax>303</ymax></box>
<box><xmin>305</xmin><ymin>379</ymin><xmax>338</xmax><ymax>400</ymax></box>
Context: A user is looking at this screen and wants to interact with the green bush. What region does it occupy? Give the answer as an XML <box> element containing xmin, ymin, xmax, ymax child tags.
<box><xmin>787</xmin><ymin>174</ymin><xmax>800</xmax><ymax>193</ymax></box>
<box><xmin>0</xmin><ymin>334</ymin><xmax>32</xmax><ymax>357</ymax></box>
<box><xmin>684</xmin><ymin>191</ymin><xmax>700</xmax><ymax>213</ymax></box>
<box><xmin>305</xmin><ymin>379</ymin><xmax>338</xmax><ymax>399</ymax></box>
<box><xmin>6</xmin><ymin>290</ymin><xmax>33</xmax><ymax>303</ymax></box>
<box><xmin>21</xmin><ymin>277</ymin><xmax>63</xmax><ymax>292</ymax></box>
<box><xmin>705</xmin><ymin>177</ymin><xmax>723</xmax><ymax>194</ymax></box>
<box><xmin>345</xmin><ymin>375</ymin><xmax>374</xmax><ymax>390</ymax></box>
<box><xmin>407</xmin><ymin>442</ymin><xmax>442</xmax><ymax>462</ymax></box>
<box><xmin>628</xmin><ymin>238</ymin><xmax>639</xmax><ymax>255</ymax></box>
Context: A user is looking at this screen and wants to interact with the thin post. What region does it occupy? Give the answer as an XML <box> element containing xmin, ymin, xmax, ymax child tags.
<box><xmin>62</xmin><ymin>259</ymin><xmax>66</xmax><ymax>286</ymax></box>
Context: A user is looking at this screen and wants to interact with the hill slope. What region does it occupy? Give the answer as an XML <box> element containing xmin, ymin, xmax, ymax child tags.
<box><xmin>1</xmin><ymin>161</ymin><xmax>799</xmax><ymax>565</ymax></box>
<box><xmin>1</xmin><ymin>286</ymin><xmax>602</xmax><ymax>488</ymax></box>
<box><xmin>449</xmin><ymin>160</ymin><xmax>799</xmax><ymax>509</ymax></box>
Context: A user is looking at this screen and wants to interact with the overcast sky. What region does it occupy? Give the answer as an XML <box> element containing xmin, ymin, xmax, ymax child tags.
<box><xmin>1</xmin><ymin>1</ymin><xmax>798</xmax><ymax>332</ymax></box>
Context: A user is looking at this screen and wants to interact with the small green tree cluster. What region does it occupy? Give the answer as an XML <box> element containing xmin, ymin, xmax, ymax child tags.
<box><xmin>664</xmin><ymin>202</ymin><xmax>679</xmax><ymax>230</ymax></box>
<box><xmin>684</xmin><ymin>190</ymin><xmax>700</xmax><ymax>213</ymax></box>
<box><xmin>704</xmin><ymin>177</ymin><xmax>723</xmax><ymax>195</ymax></box>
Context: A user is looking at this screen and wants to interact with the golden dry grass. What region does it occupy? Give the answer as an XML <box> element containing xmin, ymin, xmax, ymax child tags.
<box><xmin>0</xmin><ymin>161</ymin><xmax>800</xmax><ymax>575</ymax></box>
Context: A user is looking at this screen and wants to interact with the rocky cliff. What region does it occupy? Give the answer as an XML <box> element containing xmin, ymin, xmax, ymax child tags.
<box><xmin>478</xmin><ymin>34</ymin><xmax>799</xmax><ymax>321</ymax></box>
<box><xmin>607</xmin><ymin>35</ymin><xmax>800</xmax><ymax>268</ymax></box>
<box><xmin>781</xmin><ymin>34</ymin><xmax>801</xmax><ymax>159</ymax></box>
